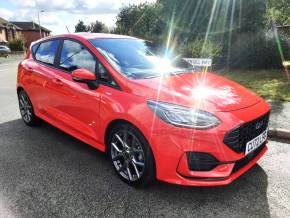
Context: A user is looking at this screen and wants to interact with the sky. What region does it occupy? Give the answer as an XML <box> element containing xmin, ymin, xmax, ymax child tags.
<box><xmin>0</xmin><ymin>0</ymin><xmax>156</xmax><ymax>34</ymax></box>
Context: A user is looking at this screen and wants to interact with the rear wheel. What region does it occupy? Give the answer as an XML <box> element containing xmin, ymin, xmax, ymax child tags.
<box><xmin>18</xmin><ymin>90</ymin><xmax>41</xmax><ymax>126</ymax></box>
<box><xmin>108</xmin><ymin>123</ymin><xmax>155</xmax><ymax>187</ymax></box>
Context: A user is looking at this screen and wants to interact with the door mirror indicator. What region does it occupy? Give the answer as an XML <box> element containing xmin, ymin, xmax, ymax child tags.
<box><xmin>72</xmin><ymin>69</ymin><xmax>99</xmax><ymax>90</ymax></box>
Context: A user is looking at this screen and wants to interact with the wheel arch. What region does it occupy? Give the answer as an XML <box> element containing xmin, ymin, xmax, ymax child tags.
<box><xmin>16</xmin><ymin>86</ymin><xmax>37</xmax><ymax>115</ymax></box>
<box><xmin>105</xmin><ymin>119</ymin><xmax>137</xmax><ymax>151</ymax></box>
<box><xmin>17</xmin><ymin>86</ymin><xmax>25</xmax><ymax>94</ymax></box>
<box><xmin>104</xmin><ymin>119</ymin><xmax>155</xmax><ymax>161</ymax></box>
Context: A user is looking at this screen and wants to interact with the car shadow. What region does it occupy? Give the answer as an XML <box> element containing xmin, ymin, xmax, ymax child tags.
<box><xmin>0</xmin><ymin>119</ymin><xmax>270</xmax><ymax>217</ymax></box>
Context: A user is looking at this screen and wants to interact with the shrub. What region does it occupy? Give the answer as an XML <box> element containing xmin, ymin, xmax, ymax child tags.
<box><xmin>227</xmin><ymin>31</ymin><xmax>289</xmax><ymax>69</ymax></box>
<box><xmin>182</xmin><ymin>39</ymin><xmax>223</xmax><ymax>60</ymax></box>
<box><xmin>8</xmin><ymin>37</ymin><xmax>25</xmax><ymax>51</ymax></box>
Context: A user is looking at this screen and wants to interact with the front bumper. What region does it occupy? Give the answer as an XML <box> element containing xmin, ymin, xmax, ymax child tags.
<box><xmin>146</xmin><ymin>100</ymin><xmax>270</xmax><ymax>186</ymax></box>
<box><xmin>175</xmin><ymin>144</ymin><xmax>267</xmax><ymax>186</ymax></box>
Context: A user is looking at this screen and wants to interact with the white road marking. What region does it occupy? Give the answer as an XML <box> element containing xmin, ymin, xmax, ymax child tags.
<box><xmin>0</xmin><ymin>63</ymin><xmax>13</xmax><ymax>66</ymax></box>
<box><xmin>0</xmin><ymin>62</ymin><xmax>20</xmax><ymax>67</ymax></box>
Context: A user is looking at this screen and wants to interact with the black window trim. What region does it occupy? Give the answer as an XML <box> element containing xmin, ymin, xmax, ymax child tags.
<box><xmin>31</xmin><ymin>43</ymin><xmax>40</xmax><ymax>58</ymax></box>
<box><xmin>32</xmin><ymin>37</ymin><xmax>121</xmax><ymax>90</ymax></box>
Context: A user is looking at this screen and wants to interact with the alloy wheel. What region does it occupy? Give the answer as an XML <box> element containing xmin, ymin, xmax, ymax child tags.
<box><xmin>18</xmin><ymin>92</ymin><xmax>33</xmax><ymax>123</ymax></box>
<box><xmin>110</xmin><ymin>129</ymin><xmax>145</xmax><ymax>182</ymax></box>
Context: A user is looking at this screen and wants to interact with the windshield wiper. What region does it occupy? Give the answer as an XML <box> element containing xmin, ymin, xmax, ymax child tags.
<box><xmin>143</xmin><ymin>75</ymin><xmax>158</xmax><ymax>79</ymax></box>
<box><xmin>60</xmin><ymin>47</ymin><xmax>84</xmax><ymax>65</ymax></box>
<box><xmin>169</xmin><ymin>69</ymin><xmax>194</xmax><ymax>75</ymax></box>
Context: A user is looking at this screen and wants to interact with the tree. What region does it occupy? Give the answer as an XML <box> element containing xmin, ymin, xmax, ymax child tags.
<box><xmin>113</xmin><ymin>0</ymin><xmax>287</xmax><ymax>69</ymax></box>
<box><xmin>267</xmin><ymin>0</ymin><xmax>290</xmax><ymax>26</ymax></box>
<box><xmin>90</xmin><ymin>20</ymin><xmax>109</xmax><ymax>33</ymax></box>
<box><xmin>114</xmin><ymin>3</ymin><xmax>164</xmax><ymax>42</ymax></box>
<box><xmin>75</xmin><ymin>20</ymin><xmax>89</xmax><ymax>32</ymax></box>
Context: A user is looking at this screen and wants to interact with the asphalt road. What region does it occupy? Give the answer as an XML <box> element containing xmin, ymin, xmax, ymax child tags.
<box><xmin>0</xmin><ymin>57</ymin><xmax>290</xmax><ymax>218</ymax></box>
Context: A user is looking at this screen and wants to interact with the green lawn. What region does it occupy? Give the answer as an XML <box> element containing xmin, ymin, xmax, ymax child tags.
<box><xmin>219</xmin><ymin>69</ymin><xmax>290</xmax><ymax>102</ymax></box>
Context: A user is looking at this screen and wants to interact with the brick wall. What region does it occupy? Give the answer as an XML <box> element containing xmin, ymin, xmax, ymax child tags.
<box><xmin>0</xmin><ymin>29</ymin><xmax>7</xmax><ymax>42</ymax></box>
<box><xmin>22</xmin><ymin>31</ymin><xmax>50</xmax><ymax>49</ymax></box>
<box><xmin>0</xmin><ymin>29</ymin><xmax>25</xmax><ymax>44</ymax></box>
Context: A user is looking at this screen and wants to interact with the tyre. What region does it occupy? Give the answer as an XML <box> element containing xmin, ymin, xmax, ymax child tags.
<box><xmin>18</xmin><ymin>89</ymin><xmax>41</xmax><ymax>126</ymax></box>
<box><xmin>108</xmin><ymin>123</ymin><xmax>156</xmax><ymax>187</ymax></box>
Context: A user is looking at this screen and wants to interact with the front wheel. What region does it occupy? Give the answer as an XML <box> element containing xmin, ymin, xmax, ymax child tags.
<box><xmin>108</xmin><ymin>123</ymin><xmax>156</xmax><ymax>187</ymax></box>
<box><xmin>18</xmin><ymin>90</ymin><xmax>41</xmax><ymax>126</ymax></box>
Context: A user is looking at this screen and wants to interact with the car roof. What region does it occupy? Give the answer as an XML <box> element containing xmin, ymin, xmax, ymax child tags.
<box><xmin>73</xmin><ymin>32</ymin><xmax>138</xmax><ymax>40</ymax></box>
<box><xmin>32</xmin><ymin>33</ymin><xmax>139</xmax><ymax>46</ymax></box>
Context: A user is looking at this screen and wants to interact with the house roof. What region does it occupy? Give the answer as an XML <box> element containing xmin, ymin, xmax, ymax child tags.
<box><xmin>10</xmin><ymin>21</ymin><xmax>51</xmax><ymax>32</ymax></box>
<box><xmin>0</xmin><ymin>17</ymin><xmax>8</xmax><ymax>24</ymax></box>
<box><xmin>0</xmin><ymin>17</ymin><xmax>22</xmax><ymax>30</ymax></box>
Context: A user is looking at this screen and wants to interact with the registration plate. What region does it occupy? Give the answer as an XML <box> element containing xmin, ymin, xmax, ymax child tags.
<box><xmin>245</xmin><ymin>129</ymin><xmax>268</xmax><ymax>155</ymax></box>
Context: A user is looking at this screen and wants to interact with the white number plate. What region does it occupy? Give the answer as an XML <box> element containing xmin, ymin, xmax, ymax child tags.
<box><xmin>245</xmin><ymin>129</ymin><xmax>268</xmax><ymax>155</ymax></box>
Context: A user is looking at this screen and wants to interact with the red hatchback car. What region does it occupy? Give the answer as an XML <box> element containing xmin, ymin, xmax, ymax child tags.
<box><xmin>17</xmin><ymin>33</ymin><xmax>270</xmax><ymax>187</ymax></box>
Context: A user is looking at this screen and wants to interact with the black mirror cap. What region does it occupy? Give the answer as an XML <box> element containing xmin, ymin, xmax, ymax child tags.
<box><xmin>87</xmin><ymin>80</ymin><xmax>99</xmax><ymax>90</ymax></box>
<box><xmin>72</xmin><ymin>77</ymin><xmax>99</xmax><ymax>90</ymax></box>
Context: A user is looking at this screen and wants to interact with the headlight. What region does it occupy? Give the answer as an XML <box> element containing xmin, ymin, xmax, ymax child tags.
<box><xmin>147</xmin><ymin>100</ymin><xmax>220</xmax><ymax>129</ymax></box>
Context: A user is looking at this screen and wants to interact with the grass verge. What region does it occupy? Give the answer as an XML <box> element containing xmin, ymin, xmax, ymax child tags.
<box><xmin>219</xmin><ymin>69</ymin><xmax>290</xmax><ymax>102</ymax></box>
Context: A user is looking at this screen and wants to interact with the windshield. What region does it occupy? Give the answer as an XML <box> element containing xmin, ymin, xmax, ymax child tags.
<box><xmin>89</xmin><ymin>38</ymin><xmax>193</xmax><ymax>79</ymax></box>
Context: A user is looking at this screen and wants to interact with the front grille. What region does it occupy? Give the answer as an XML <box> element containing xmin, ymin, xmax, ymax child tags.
<box><xmin>223</xmin><ymin>112</ymin><xmax>270</xmax><ymax>153</ymax></box>
<box><xmin>231</xmin><ymin>143</ymin><xmax>266</xmax><ymax>174</ymax></box>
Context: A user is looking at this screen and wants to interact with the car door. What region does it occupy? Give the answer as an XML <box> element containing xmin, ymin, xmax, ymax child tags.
<box><xmin>45</xmin><ymin>39</ymin><xmax>102</xmax><ymax>143</ymax></box>
<box><xmin>24</xmin><ymin>39</ymin><xmax>61</xmax><ymax>116</ymax></box>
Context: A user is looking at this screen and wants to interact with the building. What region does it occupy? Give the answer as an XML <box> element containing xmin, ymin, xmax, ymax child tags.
<box><xmin>11</xmin><ymin>21</ymin><xmax>51</xmax><ymax>48</ymax></box>
<box><xmin>0</xmin><ymin>17</ymin><xmax>22</xmax><ymax>44</ymax></box>
<box><xmin>0</xmin><ymin>17</ymin><xmax>51</xmax><ymax>49</ymax></box>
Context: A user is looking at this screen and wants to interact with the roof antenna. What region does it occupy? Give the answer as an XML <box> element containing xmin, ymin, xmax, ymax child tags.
<box><xmin>66</xmin><ymin>25</ymin><xmax>70</xmax><ymax>33</ymax></box>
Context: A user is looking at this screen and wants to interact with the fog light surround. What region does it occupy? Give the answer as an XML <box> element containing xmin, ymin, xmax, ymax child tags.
<box><xmin>177</xmin><ymin>152</ymin><xmax>234</xmax><ymax>179</ymax></box>
<box><xmin>187</xmin><ymin>152</ymin><xmax>219</xmax><ymax>171</ymax></box>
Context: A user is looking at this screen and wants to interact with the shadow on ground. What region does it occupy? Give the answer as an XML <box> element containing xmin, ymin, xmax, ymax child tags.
<box><xmin>0</xmin><ymin>119</ymin><xmax>270</xmax><ymax>217</ymax></box>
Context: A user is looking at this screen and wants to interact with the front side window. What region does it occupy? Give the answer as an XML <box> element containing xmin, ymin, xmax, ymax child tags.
<box><xmin>35</xmin><ymin>40</ymin><xmax>60</xmax><ymax>65</ymax></box>
<box><xmin>59</xmin><ymin>40</ymin><xmax>96</xmax><ymax>73</ymax></box>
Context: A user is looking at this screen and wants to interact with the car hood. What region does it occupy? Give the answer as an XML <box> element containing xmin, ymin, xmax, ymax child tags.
<box><xmin>126</xmin><ymin>72</ymin><xmax>261</xmax><ymax>112</ymax></box>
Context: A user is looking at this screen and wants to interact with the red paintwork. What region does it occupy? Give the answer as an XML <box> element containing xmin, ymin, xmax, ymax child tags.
<box><xmin>72</xmin><ymin>69</ymin><xmax>97</xmax><ymax>81</ymax></box>
<box><xmin>17</xmin><ymin>33</ymin><xmax>271</xmax><ymax>186</ymax></box>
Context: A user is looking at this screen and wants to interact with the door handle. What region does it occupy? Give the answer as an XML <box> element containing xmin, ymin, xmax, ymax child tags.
<box><xmin>51</xmin><ymin>78</ymin><xmax>64</xmax><ymax>86</ymax></box>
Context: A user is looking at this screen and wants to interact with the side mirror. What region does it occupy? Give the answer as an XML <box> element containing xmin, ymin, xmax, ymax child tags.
<box><xmin>72</xmin><ymin>69</ymin><xmax>98</xmax><ymax>90</ymax></box>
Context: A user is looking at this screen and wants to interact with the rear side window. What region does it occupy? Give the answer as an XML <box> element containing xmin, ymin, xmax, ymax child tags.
<box><xmin>31</xmin><ymin>43</ymin><xmax>39</xmax><ymax>56</ymax></box>
<box><xmin>35</xmin><ymin>40</ymin><xmax>60</xmax><ymax>65</ymax></box>
<box><xmin>59</xmin><ymin>40</ymin><xmax>96</xmax><ymax>73</ymax></box>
